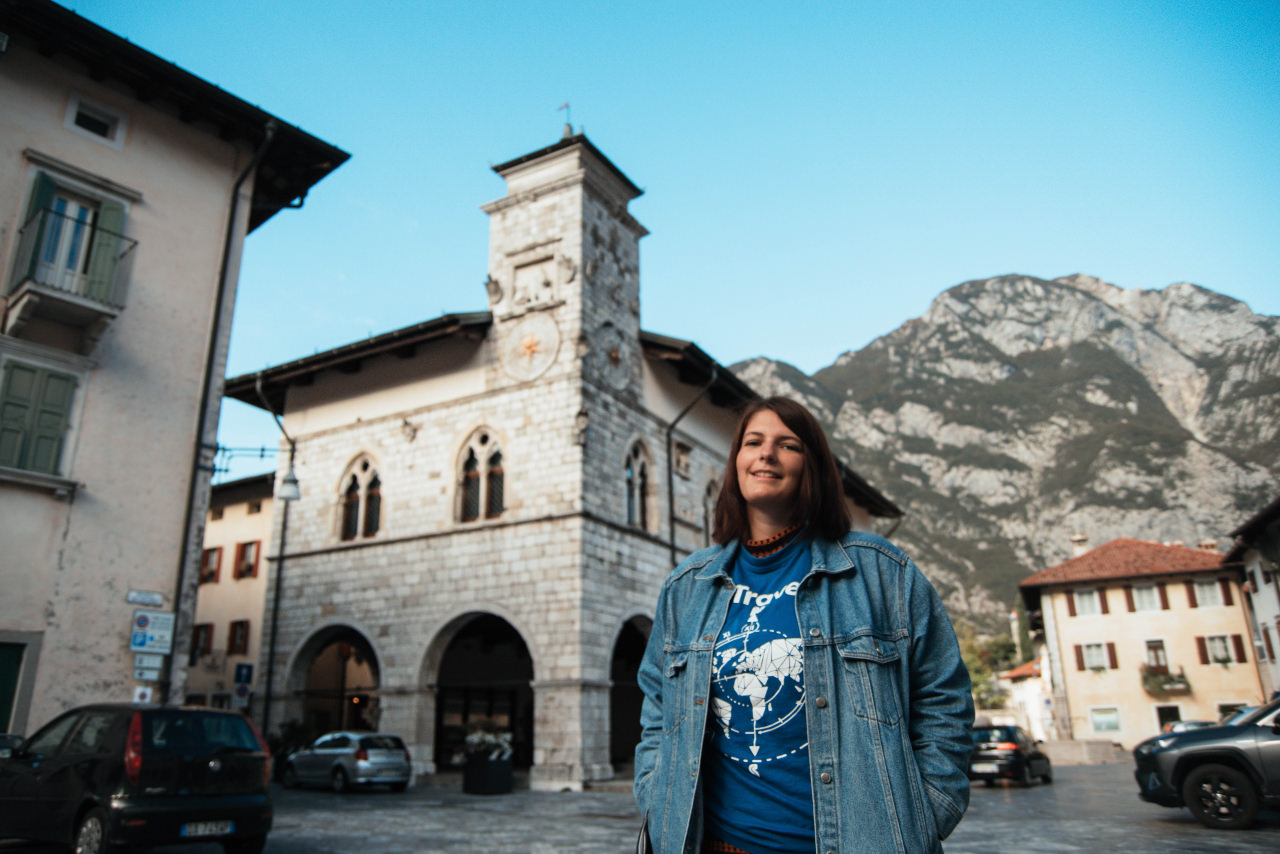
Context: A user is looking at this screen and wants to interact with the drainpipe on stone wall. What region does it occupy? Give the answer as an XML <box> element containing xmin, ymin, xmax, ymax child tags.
<box><xmin>666</xmin><ymin>367</ymin><xmax>718</xmax><ymax>568</ymax></box>
<box><xmin>165</xmin><ymin>123</ymin><xmax>279</xmax><ymax>706</ymax></box>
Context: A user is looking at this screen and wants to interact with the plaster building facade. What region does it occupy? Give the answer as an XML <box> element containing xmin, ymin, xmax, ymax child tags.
<box><xmin>1021</xmin><ymin>537</ymin><xmax>1265</xmax><ymax>749</ymax></box>
<box><xmin>187</xmin><ymin>474</ymin><xmax>275</xmax><ymax>710</ymax></box>
<box><xmin>0</xmin><ymin>1</ymin><xmax>345</xmax><ymax>735</ymax></box>
<box><xmin>226</xmin><ymin>131</ymin><xmax>900</xmax><ymax>790</ymax></box>
<box><xmin>1226</xmin><ymin>495</ymin><xmax>1280</xmax><ymax>700</ymax></box>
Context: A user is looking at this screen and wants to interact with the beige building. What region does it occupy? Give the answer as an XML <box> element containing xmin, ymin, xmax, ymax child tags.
<box><xmin>1021</xmin><ymin>537</ymin><xmax>1265</xmax><ymax>748</ymax></box>
<box><xmin>1226</xmin><ymin>495</ymin><xmax>1280</xmax><ymax>700</ymax></box>
<box><xmin>224</xmin><ymin>131</ymin><xmax>900</xmax><ymax>789</ymax></box>
<box><xmin>187</xmin><ymin>474</ymin><xmax>274</xmax><ymax>709</ymax></box>
<box><xmin>0</xmin><ymin>2</ymin><xmax>345</xmax><ymax>735</ymax></box>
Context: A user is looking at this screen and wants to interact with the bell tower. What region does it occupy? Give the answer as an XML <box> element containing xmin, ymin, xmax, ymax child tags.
<box><xmin>481</xmin><ymin>128</ymin><xmax>647</xmax><ymax>392</ymax></box>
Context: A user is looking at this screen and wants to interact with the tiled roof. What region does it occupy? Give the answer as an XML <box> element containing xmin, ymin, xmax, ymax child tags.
<box><xmin>1019</xmin><ymin>538</ymin><xmax>1224</xmax><ymax>589</ymax></box>
<box><xmin>999</xmin><ymin>660</ymin><xmax>1040</xmax><ymax>680</ymax></box>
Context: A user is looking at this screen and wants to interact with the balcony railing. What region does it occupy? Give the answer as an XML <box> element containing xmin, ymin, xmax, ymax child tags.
<box><xmin>1140</xmin><ymin>663</ymin><xmax>1191</xmax><ymax>696</ymax></box>
<box><xmin>8</xmin><ymin>207</ymin><xmax>137</xmax><ymax>309</ymax></box>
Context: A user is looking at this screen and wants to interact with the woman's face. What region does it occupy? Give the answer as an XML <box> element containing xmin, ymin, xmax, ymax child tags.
<box><xmin>735</xmin><ymin>408</ymin><xmax>805</xmax><ymax>523</ymax></box>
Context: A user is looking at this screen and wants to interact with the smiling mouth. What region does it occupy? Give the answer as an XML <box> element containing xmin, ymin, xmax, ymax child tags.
<box><xmin>750</xmin><ymin>471</ymin><xmax>782</xmax><ymax>479</ymax></box>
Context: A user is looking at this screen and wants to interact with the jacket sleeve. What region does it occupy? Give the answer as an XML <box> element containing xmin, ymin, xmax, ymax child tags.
<box><xmin>633</xmin><ymin>578</ymin><xmax>669</xmax><ymax>817</ymax></box>
<box><xmin>904</xmin><ymin>559</ymin><xmax>974</xmax><ymax>840</ymax></box>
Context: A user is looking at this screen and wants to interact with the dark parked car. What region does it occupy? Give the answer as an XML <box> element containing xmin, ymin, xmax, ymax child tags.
<box><xmin>0</xmin><ymin>734</ymin><xmax>21</xmax><ymax>758</ymax></box>
<box><xmin>0</xmin><ymin>703</ymin><xmax>272</xmax><ymax>854</ymax></box>
<box><xmin>1133</xmin><ymin>695</ymin><xmax>1280</xmax><ymax>829</ymax></box>
<box><xmin>967</xmin><ymin>724</ymin><xmax>1053</xmax><ymax>786</ymax></box>
<box><xmin>281</xmin><ymin>730</ymin><xmax>411</xmax><ymax>792</ymax></box>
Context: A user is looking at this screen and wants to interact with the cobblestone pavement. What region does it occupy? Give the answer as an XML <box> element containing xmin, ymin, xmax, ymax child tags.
<box><xmin>2</xmin><ymin>763</ymin><xmax>1277</xmax><ymax>852</ymax></box>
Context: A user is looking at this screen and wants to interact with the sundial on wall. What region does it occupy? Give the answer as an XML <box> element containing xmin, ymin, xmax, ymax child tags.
<box><xmin>502</xmin><ymin>311</ymin><xmax>560</xmax><ymax>381</ymax></box>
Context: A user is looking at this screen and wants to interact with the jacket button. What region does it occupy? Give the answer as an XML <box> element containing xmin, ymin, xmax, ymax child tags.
<box><xmin>815</xmin><ymin>697</ymin><xmax>828</xmax><ymax>708</ymax></box>
<box><xmin>703</xmin><ymin>634</ymin><xmax>714</xmax><ymax>642</ymax></box>
<box><xmin>820</xmin><ymin>772</ymin><xmax>832</xmax><ymax>784</ymax></box>
<box><xmin>695</xmin><ymin>698</ymin><xmax>705</xmax><ymax>705</ymax></box>
<box><xmin>723</xmin><ymin>578</ymin><xmax>734</xmax><ymax>588</ymax></box>
<box><xmin>809</xmin><ymin>628</ymin><xmax>821</xmax><ymax>637</ymax></box>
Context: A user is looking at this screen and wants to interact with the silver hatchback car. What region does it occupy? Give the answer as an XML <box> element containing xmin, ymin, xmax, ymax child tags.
<box><xmin>281</xmin><ymin>731</ymin><xmax>411</xmax><ymax>792</ymax></box>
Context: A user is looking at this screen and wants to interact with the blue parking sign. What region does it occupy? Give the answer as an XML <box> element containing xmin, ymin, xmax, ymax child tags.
<box><xmin>234</xmin><ymin>663</ymin><xmax>253</xmax><ymax>684</ymax></box>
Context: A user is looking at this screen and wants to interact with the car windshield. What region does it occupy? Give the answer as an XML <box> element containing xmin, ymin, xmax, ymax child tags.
<box><xmin>360</xmin><ymin>735</ymin><xmax>405</xmax><ymax>750</ymax></box>
<box><xmin>146</xmin><ymin>712</ymin><xmax>259</xmax><ymax>753</ymax></box>
<box><xmin>972</xmin><ymin>727</ymin><xmax>1018</xmax><ymax>743</ymax></box>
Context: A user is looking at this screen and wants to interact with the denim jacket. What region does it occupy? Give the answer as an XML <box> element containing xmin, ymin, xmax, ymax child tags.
<box><xmin>634</xmin><ymin>532</ymin><xmax>973</xmax><ymax>854</ymax></box>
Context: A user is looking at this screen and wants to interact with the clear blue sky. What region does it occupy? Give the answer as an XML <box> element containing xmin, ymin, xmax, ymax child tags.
<box><xmin>65</xmin><ymin>1</ymin><xmax>1280</xmax><ymax>482</ymax></box>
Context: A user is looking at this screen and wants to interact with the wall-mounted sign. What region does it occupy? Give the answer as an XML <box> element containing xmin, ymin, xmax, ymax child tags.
<box><xmin>126</xmin><ymin>590</ymin><xmax>165</xmax><ymax>607</ymax></box>
<box><xmin>129</xmin><ymin>609</ymin><xmax>175</xmax><ymax>654</ymax></box>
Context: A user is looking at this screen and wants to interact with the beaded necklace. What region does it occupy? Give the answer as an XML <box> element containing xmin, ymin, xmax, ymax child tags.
<box><xmin>743</xmin><ymin>523</ymin><xmax>803</xmax><ymax>558</ymax></box>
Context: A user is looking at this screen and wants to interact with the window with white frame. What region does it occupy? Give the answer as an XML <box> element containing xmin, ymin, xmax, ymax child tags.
<box><xmin>1132</xmin><ymin>585</ymin><xmax>1159</xmax><ymax>611</ymax></box>
<box><xmin>1083</xmin><ymin>642</ymin><xmax>1108</xmax><ymax>669</ymax></box>
<box><xmin>1073</xmin><ymin>589</ymin><xmax>1101</xmax><ymax>616</ymax></box>
<box><xmin>14</xmin><ymin>169</ymin><xmax>134</xmax><ymax>305</ymax></box>
<box><xmin>233</xmin><ymin>541</ymin><xmax>259</xmax><ymax>579</ymax></box>
<box><xmin>457</xmin><ymin>431</ymin><xmax>503</xmax><ymax>523</ymax></box>
<box><xmin>227</xmin><ymin>620</ymin><xmax>249</xmax><ymax>655</ymax></box>
<box><xmin>200</xmin><ymin>547</ymin><xmax>221</xmax><ymax>584</ymax></box>
<box><xmin>1145</xmin><ymin>639</ymin><xmax>1168</xmax><ymax>673</ymax></box>
<box><xmin>1194</xmin><ymin>580</ymin><xmax>1223</xmax><ymax>607</ymax></box>
<box><xmin>1206</xmin><ymin>634</ymin><xmax>1231</xmax><ymax>664</ymax></box>
<box><xmin>340</xmin><ymin>456</ymin><xmax>383</xmax><ymax>539</ymax></box>
<box><xmin>64</xmin><ymin>93</ymin><xmax>128</xmax><ymax>149</ymax></box>
<box><xmin>1090</xmin><ymin>707</ymin><xmax>1120</xmax><ymax>732</ymax></box>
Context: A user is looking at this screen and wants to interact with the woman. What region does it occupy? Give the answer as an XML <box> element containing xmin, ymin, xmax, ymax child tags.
<box><xmin>634</xmin><ymin>397</ymin><xmax>973</xmax><ymax>854</ymax></box>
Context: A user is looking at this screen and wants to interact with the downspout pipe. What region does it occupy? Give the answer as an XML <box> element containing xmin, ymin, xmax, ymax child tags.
<box><xmin>166</xmin><ymin>121</ymin><xmax>278</xmax><ymax>704</ymax></box>
<box><xmin>667</xmin><ymin>366</ymin><xmax>719</xmax><ymax>568</ymax></box>
<box><xmin>255</xmin><ymin>372</ymin><xmax>294</xmax><ymax>738</ymax></box>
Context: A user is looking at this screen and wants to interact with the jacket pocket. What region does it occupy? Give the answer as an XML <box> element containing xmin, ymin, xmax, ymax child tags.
<box><xmin>663</xmin><ymin>651</ymin><xmax>690</xmax><ymax>734</ymax></box>
<box><xmin>836</xmin><ymin>636</ymin><xmax>903</xmax><ymax>725</ymax></box>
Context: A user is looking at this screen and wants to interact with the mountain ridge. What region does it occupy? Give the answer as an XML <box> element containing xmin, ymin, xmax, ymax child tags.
<box><xmin>732</xmin><ymin>274</ymin><xmax>1279</xmax><ymax>630</ymax></box>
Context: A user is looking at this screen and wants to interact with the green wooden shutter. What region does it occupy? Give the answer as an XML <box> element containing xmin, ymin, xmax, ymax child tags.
<box><xmin>19</xmin><ymin>172</ymin><xmax>57</xmax><ymax>287</ymax></box>
<box><xmin>0</xmin><ymin>362</ymin><xmax>76</xmax><ymax>474</ymax></box>
<box><xmin>84</xmin><ymin>200</ymin><xmax>125</xmax><ymax>302</ymax></box>
<box><xmin>28</xmin><ymin>370</ymin><xmax>77</xmax><ymax>474</ymax></box>
<box><xmin>0</xmin><ymin>362</ymin><xmax>38</xmax><ymax>468</ymax></box>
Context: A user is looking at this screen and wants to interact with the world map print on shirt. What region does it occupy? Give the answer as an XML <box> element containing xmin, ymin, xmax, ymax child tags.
<box><xmin>710</xmin><ymin>559</ymin><xmax>808</xmax><ymax>779</ymax></box>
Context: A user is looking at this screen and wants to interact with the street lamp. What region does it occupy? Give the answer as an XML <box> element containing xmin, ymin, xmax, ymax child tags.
<box><xmin>256</xmin><ymin>374</ymin><xmax>299</xmax><ymax>739</ymax></box>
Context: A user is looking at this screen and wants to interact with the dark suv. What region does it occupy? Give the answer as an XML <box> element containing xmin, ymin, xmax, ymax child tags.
<box><xmin>0</xmin><ymin>703</ymin><xmax>272</xmax><ymax>854</ymax></box>
<box><xmin>967</xmin><ymin>724</ymin><xmax>1053</xmax><ymax>787</ymax></box>
<box><xmin>1133</xmin><ymin>695</ymin><xmax>1280</xmax><ymax>829</ymax></box>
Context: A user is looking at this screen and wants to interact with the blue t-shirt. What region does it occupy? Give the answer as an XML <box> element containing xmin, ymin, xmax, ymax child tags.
<box><xmin>703</xmin><ymin>536</ymin><xmax>814</xmax><ymax>854</ymax></box>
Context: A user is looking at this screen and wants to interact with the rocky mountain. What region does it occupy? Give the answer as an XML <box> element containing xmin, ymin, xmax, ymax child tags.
<box><xmin>733</xmin><ymin>274</ymin><xmax>1280</xmax><ymax>632</ymax></box>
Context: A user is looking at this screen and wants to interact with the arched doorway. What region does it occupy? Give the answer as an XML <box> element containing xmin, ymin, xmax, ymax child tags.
<box><xmin>434</xmin><ymin>614</ymin><xmax>534</xmax><ymax>769</ymax></box>
<box><xmin>610</xmin><ymin>616</ymin><xmax>651</xmax><ymax>765</ymax></box>
<box><xmin>296</xmin><ymin>626</ymin><xmax>379</xmax><ymax>737</ymax></box>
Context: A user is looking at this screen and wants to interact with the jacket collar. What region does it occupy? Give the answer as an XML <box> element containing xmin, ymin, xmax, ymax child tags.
<box><xmin>691</xmin><ymin>534</ymin><xmax>859</xmax><ymax>581</ymax></box>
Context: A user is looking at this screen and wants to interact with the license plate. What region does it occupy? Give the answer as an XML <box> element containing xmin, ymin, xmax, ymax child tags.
<box><xmin>181</xmin><ymin>820</ymin><xmax>233</xmax><ymax>837</ymax></box>
<box><xmin>971</xmin><ymin>762</ymin><xmax>998</xmax><ymax>774</ymax></box>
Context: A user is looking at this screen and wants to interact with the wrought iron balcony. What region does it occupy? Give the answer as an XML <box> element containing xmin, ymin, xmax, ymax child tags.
<box><xmin>5</xmin><ymin>207</ymin><xmax>137</xmax><ymax>353</ymax></box>
<box><xmin>1140</xmin><ymin>663</ymin><xmax>1191</xmax><ymax>696</ymax></box>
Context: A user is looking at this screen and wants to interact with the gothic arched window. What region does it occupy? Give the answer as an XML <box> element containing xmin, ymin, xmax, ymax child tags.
<box><xmin>459</xmin><ymin>430</ymin><xmax>505</xmax><ymax>523</ymax></box>
<box><xmin>338</xmin><ymin>456</ymin><xmax>382</xmax><ymax>541</ymax></box>
<box><xmin>626</xmin><ymin>443</ymin><xmax>653</xmax><ymax>532</ymax></box>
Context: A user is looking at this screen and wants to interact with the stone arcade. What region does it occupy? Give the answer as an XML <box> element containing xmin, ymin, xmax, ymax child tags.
<box><xmin>226</xmin><ymin>132</ymin><xmax>899</xmax><ymax>790</ymax></box>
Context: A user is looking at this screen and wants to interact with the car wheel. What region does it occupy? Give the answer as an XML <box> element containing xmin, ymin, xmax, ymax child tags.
<box><xmin>1018</xmin><ymin>763</ymin><xmax>1033</xmax><ymax>788</ymax></box>
<box><xmin>75</xmin><ymin>807</ymin><xmax>118</xmax><ymax>854</ymax></box>
<box><xmin>390</xmin><ymin>781</ymin><xmax>408</xmax><ymax>792</ymax></box>
<box><xmin>1041</xmin><ymin>765</ymin><xmax>1053</xmax><ymax>784</ymax></box>
<box><xmin>1181</xmin><ymin>763</ymin><xmax>1259</xmax><ymax>829</ymax></box>
<box><xmin>331</xmin><ymin>766</ymin><xmax>349</xmax><ymax>793</ymax></box>
<box><xmin>983</xmin><ymin>779</ymin><xmax>994</xmax><ymax>787</ymax></box>
<box><xmin>281</xmin><ymin>764</ymin><xmax>298</xmax><ymax>789</ymax></box>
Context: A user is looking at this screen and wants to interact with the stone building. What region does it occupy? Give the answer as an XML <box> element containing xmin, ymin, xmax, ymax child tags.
<box><xmin>226</xmin><ymin>131</ymin><xmax>900</xmax><ymax>789</ymax></box>
<box><xmin>0</xmin><ymin>1</ymin><xmax>345</xmax><ymax>735</ymax></box>
<box><xmin>1226</xmin><ymin>495</ymin><xmax>1280</xmax><ymax>699</ymax></box>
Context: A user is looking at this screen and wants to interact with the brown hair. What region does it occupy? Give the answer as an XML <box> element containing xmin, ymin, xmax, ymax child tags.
<box><xmin>713</xmin><ymin>396</ymin><xmax>852</xmax><ymax>545</ymax></box>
